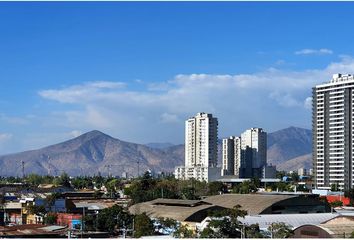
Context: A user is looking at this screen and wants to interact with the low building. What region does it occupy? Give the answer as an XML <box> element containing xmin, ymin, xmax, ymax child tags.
<box><xmin>3</xmin><ymin>202</ymin><xmax>22</xmax><ymax>225</ymax></box>
<box><xmin>197</xmin><ymin>212</ymin><xmax>340</xmax><ymax>232</ymax></box>
<box><xmin>56</xmin><ymin>213</ymin><xmax>83</xmax><ymax>229</ymax></box>
<box><xmin>129</xmin><ymin>198</ymin><xmax>226</xmax><ymax>229</ymax></box>
<box><xmin>129</xmin><ymin>193</ymin><xmax>332</xmax><ymax>229</ymax></box>
<box><xmin>0</xmin><ymin>224</ymin><xmax>67</xmax><ymax>238</ymax></box>
<box><xmin>262</xmin><ymin>165</ymin><xmax>277</xmax><ymax>178</ymax></box>
<box><xmin>202</xmin><ymin>193</ymin><xmax>331</xmax><ymax>215</ymax></box>
<box><xmin>293</xmin><ymin>215</ymin><xmax>354</xmax><ymax>238</ymax></box>
<box><xmin>66</xmin><ymin>198</ymin><xmax>129</xmax><ymax>214</ymax></box>
<box><xmin>298</xmin><ymin>168</ymin><xmax>308</xmax><ymax>176</ymax></box>
<box><xmin>174</xmin><ymin>166</ymin><xmax>221</xmax><ymax>182</ymax></box>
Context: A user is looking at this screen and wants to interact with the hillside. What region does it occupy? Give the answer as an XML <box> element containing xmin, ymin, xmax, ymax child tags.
<box><xmin>267</xmin><ymin>126</ymin><xmax>312</xmax><ymax>169</ymax></box>
<box><xmin>0</xmin><ymin>130</ymin><xmax>183</xmax><ymax>177</ymax></box>
<box><xmin>0</xmin><ymin>127</ymin><xmax>313</xmax><ymax>176</ymax></box>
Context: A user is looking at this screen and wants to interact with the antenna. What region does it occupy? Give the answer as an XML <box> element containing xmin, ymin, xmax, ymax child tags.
<box><xmin>21</xmin><ymin>161</ymin><xmax>25</xmax><ymax>178</ymax></box>
<box><xmin>137</xmin><ymin>161</ymin><xmax>140</xmax><ymax>177</ymax></box>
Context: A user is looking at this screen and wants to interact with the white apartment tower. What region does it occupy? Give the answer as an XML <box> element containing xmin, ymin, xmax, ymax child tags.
<box><xmin>221</xmin><ymin>136</ymin><xmax>242</xmax><ymax>177</ymax></box>
<box><xmin>185</xmin><ymin>112</ymin><xmax>218</xmax><ymax>168</ymax></box>
<box><xmin>241</xmin><ymin>128</ymin><xmax>267</xmax><ymax>170</ymax></box>
<box><xmin>313</xmin><ymin>74</ymin><xmax>354</xmax><ymax>190</ymax></box>
<box><xmin>221</xmin><ymin>128</ymin><xmax>267</xmax><ymax>178</ymax></box>
<box><xmin>175</xmin><ymin>112</ymin><xmax>219</xmax><ymax>182</ymax></box>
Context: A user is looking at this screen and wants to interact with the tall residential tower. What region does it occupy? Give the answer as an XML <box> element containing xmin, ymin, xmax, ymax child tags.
<box><xmin>313</xmin><ymin>74</ymin><xmax>354</xmax><ymax>190</ymax></box>
<box><xmin>184</xmin><ymin>112</ymin><xmax>218</xmax><ymax>168</ymax></box>
<box><xmin>221</xmin><ymin>128</ymin><xmax>268</xmax><ymax>178</ymax></box>
<box><xmin>175</xmin><ymin>112</ymin><xmax>220</xmax><ymax>182</ymax></box>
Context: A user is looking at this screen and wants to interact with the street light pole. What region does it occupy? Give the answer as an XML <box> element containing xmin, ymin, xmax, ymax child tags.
<box><xmin>137</xmin><ymin>161</ymin><xmax>140</xmax><ymax>177</ymax></box>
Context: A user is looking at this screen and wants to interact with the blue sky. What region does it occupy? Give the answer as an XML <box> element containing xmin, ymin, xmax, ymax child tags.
<box><xmin>1</xmin><ymin>2</ymin><xmax>354</xmax><ymax>153</ymax></box>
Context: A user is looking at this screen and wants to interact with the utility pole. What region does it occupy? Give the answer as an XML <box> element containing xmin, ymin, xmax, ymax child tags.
<box><xmin>81</xmin><ymin>207</ymin><xmax>85</xmax><ymax>238</ymax></box>
<box><xmin>118</xmin><ymin>220</ymin><xmax>134</xmax><ymax>238</ymax></box>
<box><xmin>21</xmin><ymin>161</ymin><xmax>25</xmax><ymax>179</ymax></box>
<box><xmin>137</xmin><ymin>161</ymin><xmax>140</xmax><ymax>177</ymax></box>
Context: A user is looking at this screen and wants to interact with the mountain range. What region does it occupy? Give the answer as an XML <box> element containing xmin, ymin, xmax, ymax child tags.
<box><xmin>0</xmin><ymin>126</ymin><xmax>312</xmax><ymax>177</ymax></box>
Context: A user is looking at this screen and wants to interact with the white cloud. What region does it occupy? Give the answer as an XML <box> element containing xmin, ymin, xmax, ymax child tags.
<box><xmin>0</xmin><ymin>114</ymin><xmax>29</xmax><ymax>125</ymax></box>
<box><xmin>160</xmin><ymin>113</ymin><xmax>179</xmax><ymax>123</ymax></box>
<box><xmin>38</xmin><ymin>81</ymin><xmax>125</xmax><ymax>104</ymax></box>
<box><xmin>295</xmin><ymin>48</ymin><xmax>333</xmax><ymax>55</ymax></box>
<box><xmin>69</xmin><ymin>130</ymin><xmax>82</xmax><ymax>138</ymax></box>
<box><xmin>37</xmin><ymin>56</ymin><xmax>354</xmax><ymax>143</ymax></box>
<box><xmin>0</xmin><ymin>133</ymin><xmax>12</xmax><ymax>142</ymax></box>
<box><xmin>304</xmin><ymin>97</ymin><xmax>313</xmax><ymax>110</ymax></box>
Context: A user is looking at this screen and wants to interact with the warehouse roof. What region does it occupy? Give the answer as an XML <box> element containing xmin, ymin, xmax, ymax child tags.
<box><xmin>203</xmin><ymin>194</ymin><xmax>298</xmax><ymax>215</ymax></box>
<box><xmin>241</xmin><ymin>213</ymin><xmax>340</xmax><ymax>230</ymax></box>
<box><xmin>129</xmin><ymin>198</ymin><xmax>225</xmax><ymax>222</ymax></box>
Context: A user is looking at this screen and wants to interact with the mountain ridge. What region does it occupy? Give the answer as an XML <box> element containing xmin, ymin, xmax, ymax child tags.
<box><xmin>0</xmin><ymin>127</ymin><xmax>312</xmax><ymax>176</ymax></box>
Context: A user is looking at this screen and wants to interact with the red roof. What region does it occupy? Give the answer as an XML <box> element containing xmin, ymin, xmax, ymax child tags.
<box><xmin>325</xmin><ymin>195</ymin><xmax>350</xmax><ymax>206</ymax></box>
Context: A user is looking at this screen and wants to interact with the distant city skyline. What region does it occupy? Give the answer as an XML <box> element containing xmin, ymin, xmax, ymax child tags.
<box><xmin>2</xmin><ymin>2</ymin><xmax>354</xmax><ymax>154</ymax></box>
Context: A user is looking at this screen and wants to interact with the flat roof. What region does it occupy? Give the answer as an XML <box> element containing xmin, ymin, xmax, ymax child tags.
<box><xmin>217</xmin><ymin>178</ymin><xmax>280</xmax><ymax>183</ymax></box>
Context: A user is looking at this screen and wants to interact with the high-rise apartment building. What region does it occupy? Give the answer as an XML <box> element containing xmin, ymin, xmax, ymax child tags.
<box><xmin>313</xmin><ymin>73</ymin><xmax>354</xmax><ymax>190</ymax></box>
<box><xmin>241</xmin><ymin>128</ymin><xmax>267</xmax><ymax>170</ymax></box>
<box><xmin>175</xmin><ymin>112</ymin><xmax>220</xmax><ymax>182</ymax></box>
<box><xmin>185</xmin><ymin>112</ymin><xmax>218</xmax><ymax>168</ymax></box>
<box><xmin>221</xmin><ymin>128</ymin><xmax>267</xmax><ymax>178</ymax></box>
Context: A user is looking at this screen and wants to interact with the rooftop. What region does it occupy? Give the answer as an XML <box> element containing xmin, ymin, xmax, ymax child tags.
<box><xmin>129</xmin><ymin>198</ymin><xmax>224</xmax><ymax>222</ymax></box>
<box><xmin>203</xmin><ymin>194</ymin><xmax>298</xmax><ymax>215</ymax></box>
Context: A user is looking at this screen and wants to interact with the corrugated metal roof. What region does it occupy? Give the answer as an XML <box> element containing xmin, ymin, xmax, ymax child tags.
<box><xmin>129</xmin><ymin>199</ymin><xmax>221</xmax><ymax>222</ymax></box>
<box><xmin>241</xmin><ymin>213</ymin><xmax>339</xmax><ymax>230</ymax></box>
<box><xmin>150</xmin><ymin>198</ymin><xmax>210</xmax><ymax>207</ymax></box>
<box><xmin>4</xmin><ymin>202</ymin><xmax>21</xmax><ymax>209</ymax></box>
<box><xmin>318</xmin><ymin>224</ymin><xmax>354</xmax><ymax>238</ymax></box>
<box><xmin>72</xmin><ymin>199</ymin><xmax>122</xmax><ymax>210</ymax></box>
<box><xmin>39</xmin><ymin>225</ymin><xmax>67</xmax><ymax>232</ymax></box>
<box><xmin>203</xmin><ymin>194</ymin><xmax>297</xmax><ymax>215</ymax></box>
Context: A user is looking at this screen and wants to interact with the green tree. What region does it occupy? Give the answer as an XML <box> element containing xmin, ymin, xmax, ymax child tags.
<box><xmin>134</xmin><ymin>213</ymin><xmax>155</xmax><ymax>238</ymax></box>
<box><xmin>26</xmin><ymin>174</ymin><xmax>44</xmax><ymax>186</ymax></box>
<box><xmin>350</xmin><ymin>230</ymin><xmax>354</xmax><ymax>238</ymax></box>
<box><xmin>82</xmin><ymin>214</ymin><xmax>95</xmax><ymax>231</ymax></box>
<box><xmin>268</xmin><ymin>222</ymin><xmax>293</xmax><ymax>238</ymax></box>
<box><xmin>271</xmin><ymin>182</ymin><xmax>292</xmax><ymax>192</ymax></box>
<box><xmin>45</xmin><ymin>213</ymin><xmax>58</xmax><ymax>224</ymax></box>
<box><xmin>45</xmin><ymin>192</ymin><xmax>61</xmax><ymax>211</ymax></box>
<box><xmin>345</xmin><ymin>188</ymin><xmax>354</xmax><ymax>206</ymax></box>
<box><xmin>97</xmin><ymin>204</ymin><xmax>133</xmax><ymax>234</ymax></box>
<box><xmin>233</xmin><ymin>181</ymin><xmax>257</xmax><ymax>194</ymax></box>
<box><xmin>181</xmin><ymin>186</ymin><xmax>199</xmax><ymax>200</ymax></box>
<box><xmin>246</xmin><ymin>224</ymin><xmax>264</xmax><ymax>238</ymax></box>
<box><xmin>330</xmin><ymin>200</ymin><xmax>343</xmax><ymax>208</ymax></box>
<box><xmin>207</xmin><ymin>181</ymin><xmax>225</xmax><ymax>195</ymax></box>
<box><xmin>331</xmin><ymin>183</ymin><xmax>340</xmax><ymax>192</ymax></box>
<box><xmin>289</xmin><ymin>172</ymin><xmax>300</xmax><ymax>182</ymax></box>
<box><xmin>53</xmin><ymin>172</ymin><xmax>71</xmax><ymax>188</ymax></box>
<box><xmin>27</xmin><ymin>204</ymin><xmax>47</xmax><ymax>220</ymax></box>
<box><xmin>155</xmin><ymin>179</ymin><xmax>180</xmax><ymax>199</ymax></box>
<box><xmin>200</xmin><ymin>205</ymin><xmax>248</xmax><ymax>238</ymax></box>
<box><xmin>124</xmin><ymin>172</ymin><xmax>158</xmax><ymax>204</ymax></box>
<box><xmin>276</xmin><ymin>171</ymin><xmax>287</xmax><ymax>179</ymax></box>
<box><xmin>106</xmin><ymin>178</ymin><xmax>121</xmax><ymax>197</ymax></box>
<box><xmin>173</xmin><ymin>224</ymin><xmax>196</xmax><ymax>238</ymax></box>
<box><xmin>155</xmin><ymin>217</ymin><xmax>178</xmax><ymax>234</ymax></box>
